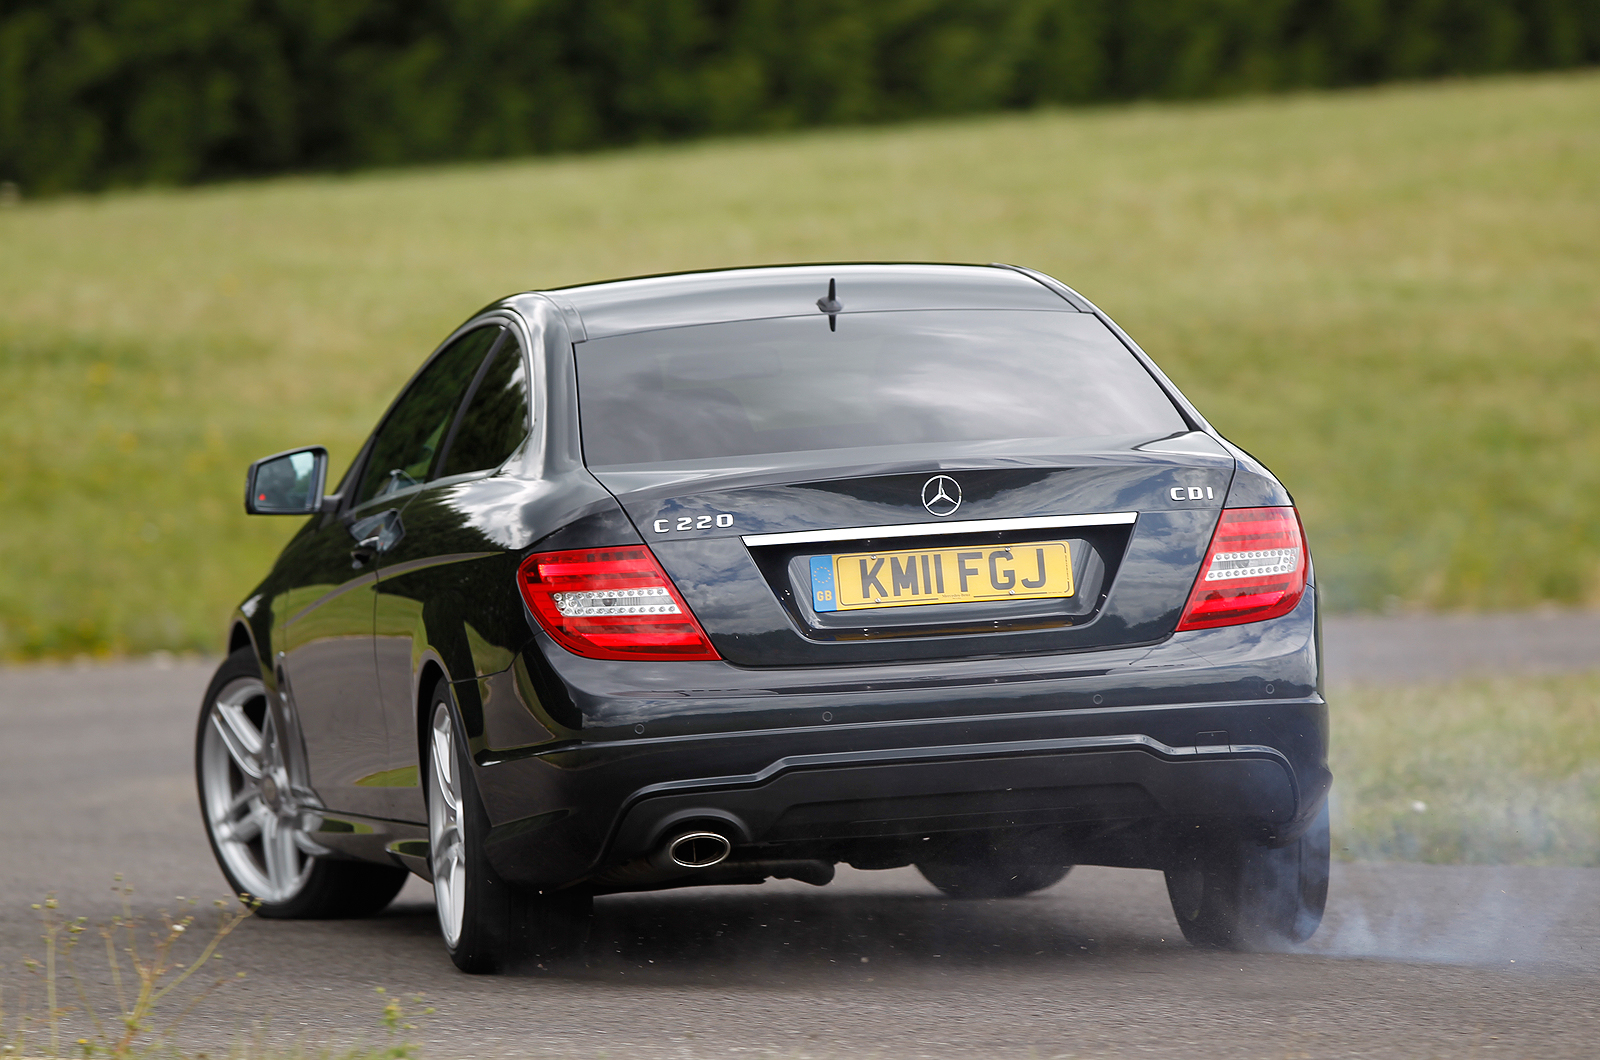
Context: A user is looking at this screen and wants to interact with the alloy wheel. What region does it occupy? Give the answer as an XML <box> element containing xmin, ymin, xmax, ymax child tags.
<box><xmin>199</xmin><ymin>675</ymin><xmax>320</xmax><ymax>903</ymax></box>
<box><xmin>428</xmin><ymin>702</ymin><xmax>467</xmax><ymax>948</ymax></box>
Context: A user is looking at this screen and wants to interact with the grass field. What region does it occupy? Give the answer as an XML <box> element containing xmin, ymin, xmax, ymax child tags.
<box><xmin>1331</xmin><ymin>670</ymin><xmax>1600</xmax><ymax>866</ymax></box>
<box><xmin>2</xmin><ymin>71</ymin><xmax>1599</xmax><ymax>656</ymax></box>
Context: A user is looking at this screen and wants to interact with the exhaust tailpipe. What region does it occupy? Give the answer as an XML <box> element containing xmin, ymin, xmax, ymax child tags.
<box><xmin>666</xmin><ymin>830</ymin><xmax>732</xmax><ymax>869</ymax></box>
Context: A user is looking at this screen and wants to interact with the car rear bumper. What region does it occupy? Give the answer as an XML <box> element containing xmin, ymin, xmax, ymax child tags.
<box><xmin>465</xmin><ymin>593</ymin><xmax>1328</xmax><ymax>889</ymax></box>
<box><xmin>476</xmin><ymin>698</ymin><xmax>1327</xmax><ymax>888</ymax></box>
<box><xmin>608</xmin><ymin>728</ymin><xmax>1305</xmax><ymax>843</ymax></box>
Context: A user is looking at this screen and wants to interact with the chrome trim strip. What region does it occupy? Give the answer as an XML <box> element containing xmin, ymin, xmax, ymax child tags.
<box><xmin>623</xmin><ymin>733</ymin><xmax>1292</xmax><ymax>801</ymax></box>
<box><xmin>741</xmin><ymin>511</ymin><xmax>1137</xmax><ymax>548</ymax></box>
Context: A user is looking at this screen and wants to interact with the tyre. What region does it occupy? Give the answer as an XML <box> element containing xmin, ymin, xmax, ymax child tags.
<box><xmin>1164</xmin><ymin>800</ymin><xmax>1331</xmax><ymax>951</ymax></box>
<box><xmin>196</xmin><ymin>647</ymin><xmax>407</xmax><ymax>918</ymax></box>
<box><xmin>916</xmin><ymin>834</ymin><xmax>1072</xmax><ymax>899</ymax></box>
<box><xmin>425</xmin><ymin>682</ymin><xmax>591</xmax><ymax>974</ymax></box>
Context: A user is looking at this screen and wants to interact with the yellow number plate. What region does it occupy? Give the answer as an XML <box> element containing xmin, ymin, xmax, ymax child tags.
<box><xmin>809</xmin><ymin>541</ymin><xmax>1074</xmax><ymax>612</ymax></box>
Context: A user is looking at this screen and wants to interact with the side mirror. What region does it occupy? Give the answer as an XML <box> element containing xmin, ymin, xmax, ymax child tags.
<box><xmin>245</xmin><ymin>447</ymin><xmax>329</xmax><ymax>515</ymax></box>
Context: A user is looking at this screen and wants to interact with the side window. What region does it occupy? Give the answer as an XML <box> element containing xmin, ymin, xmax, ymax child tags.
<box><xmin>354</xmin><ymin>326</ymin><xmax>503</xmax><ymax>506</ymax></box>
<box><xmin>439</xmin><ymin>334</ymin><xmax>531</xmax><ymax>478</ymax></box>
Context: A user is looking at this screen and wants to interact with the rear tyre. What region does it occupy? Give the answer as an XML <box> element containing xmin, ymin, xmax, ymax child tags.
<box><xmin>425</xmin><ymin>682</ymin><xmax>591</xmax><ymax>974</ymax></box>
<box><xmin>197</xmin><ymin>647</ymin><xmax>407</xmax><ymax>918</ymax></box>
<box><xmin>1164</xmin><ymin>801</ymin><xmax>1330</xmax><ymax>951</ymax></box>
<box><xmin>916</xmin><ymin>834</ymin><xmax>1072</xmax><ymax>899</ymax></box>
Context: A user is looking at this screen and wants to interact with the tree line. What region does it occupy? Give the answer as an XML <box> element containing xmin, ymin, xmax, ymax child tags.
<box><xmin>2</xmin><ymin>0</ymin><xmax>1596</xmax><ymax>194</ymax></box>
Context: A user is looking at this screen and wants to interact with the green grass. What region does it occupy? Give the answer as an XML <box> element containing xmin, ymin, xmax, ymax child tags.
<box><xmin>1331</xmin><ymin>671</ymin><xmax>1600</xmax><ymax>866</ymax></box>
<box><xmin>3</xmin><ymin>71</ymin><xmax>1600</xmax><ymax>656</ymax></box>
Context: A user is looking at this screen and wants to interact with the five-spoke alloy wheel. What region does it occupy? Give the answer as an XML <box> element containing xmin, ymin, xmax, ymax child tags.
<box><xmin>427</xmin><ymin>700</ymin><xmax>468</xmax><ymax>948</ymax></box>
<box><xmin>199</xmin><ymin>665</ymin><xmax>316</xmax><ymax>903</ymax></box>
<box><xmin>196</xmin><ymin>648</ymin><xmax>406</xmax><ymax>918</ymax></box>
<box><xmin>425</xmin><ymin>681</ymin><xmax>591</xmax><ymax>973</ymax></box>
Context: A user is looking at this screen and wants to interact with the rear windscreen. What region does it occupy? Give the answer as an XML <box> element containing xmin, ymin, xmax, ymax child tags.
<box><xmin>575</xmin><ymin>310</ymin><xmax>1188</xmax><ymax>466</ymax></box>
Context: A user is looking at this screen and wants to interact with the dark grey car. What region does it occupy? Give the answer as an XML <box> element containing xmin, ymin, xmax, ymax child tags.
<box><xmin>200</xmin><ymin>263</ymin><xmax>1329</xmax><ymax>973</ymax></box>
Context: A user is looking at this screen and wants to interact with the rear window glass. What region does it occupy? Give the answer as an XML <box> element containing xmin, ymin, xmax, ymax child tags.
<box><xmin>575</xmin><ymin>310</ymin><xmax>1187</xmax><ymax>466</ymax></box>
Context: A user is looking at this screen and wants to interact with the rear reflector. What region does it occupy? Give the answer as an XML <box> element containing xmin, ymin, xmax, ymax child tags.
<box><xmin>517</xmin><ymin>546</ymin><xmax>720</xmax><ymax>661</ymax></box>
<box><xmin>1175</xmin><ymin>507</ymin><xmax>1309</xmax><ymax>631</ymax></box>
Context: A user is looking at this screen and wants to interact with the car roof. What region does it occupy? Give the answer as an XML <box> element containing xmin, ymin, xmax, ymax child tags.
<box><xmin>536</xmin><ymin>263</ymin><xmax>1078</xmax><ymax>341</ymax></box>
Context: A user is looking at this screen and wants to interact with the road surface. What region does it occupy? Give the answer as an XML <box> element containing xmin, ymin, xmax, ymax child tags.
<box><xmin>1</xmin><ymin>613</ymin><xmax>1596</xmax><ymax>1058</ymax></box>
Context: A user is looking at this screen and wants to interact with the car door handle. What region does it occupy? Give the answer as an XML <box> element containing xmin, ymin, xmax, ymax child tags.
<box><xmin>347</xmin><ymin>509</ymin><xmax>404</xmax><ymax>568</ymax></box>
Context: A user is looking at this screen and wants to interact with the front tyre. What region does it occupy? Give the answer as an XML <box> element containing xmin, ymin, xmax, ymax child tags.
<box><xmin>1164</xmin><ymin>800</ymin><xmax>1331</xmax><ymax>951</ymax></box>
<box><xmin>426</xmin><ymin>683</ymin><xmax>590</xmax><ymax>974</ymax></box>
<box><xmin>196</xmin><ymin>647</ymin><xmax>406</xmax><ymax>918</ymax></box>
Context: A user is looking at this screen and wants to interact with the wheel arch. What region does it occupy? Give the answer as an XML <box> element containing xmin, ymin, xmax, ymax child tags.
<box><xmin>227</xmin><ymin>615</ymin><xmax>272</xmax><ymax>683</ymax></box>
<box><xmin>415</xmin><ymin>655</ymin><xmax>451</xmax><ymax>765</ymax></box>
<box><xmin>410</xmin><ymin>593</ymin><xmax>495</xmax><ymax>761</ymax></box>
<box><xmin>228</xmin><ymin>583</ymin><xmax>276</xmax><ymax>679</ymax></box>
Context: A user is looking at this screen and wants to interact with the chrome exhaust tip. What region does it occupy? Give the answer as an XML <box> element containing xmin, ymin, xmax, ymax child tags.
<box><xmin>666</xmin><ymin>830</ymin><xmax>732</xmax><ymax>869</ymax></box>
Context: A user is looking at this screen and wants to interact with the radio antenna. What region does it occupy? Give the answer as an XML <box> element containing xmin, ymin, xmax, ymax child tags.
<box><xmin>816</xmin><ymin>278</ymin><xmax>843</xmax><ymax>331</ymax></box>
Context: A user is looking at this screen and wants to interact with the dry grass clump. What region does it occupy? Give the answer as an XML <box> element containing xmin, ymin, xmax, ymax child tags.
<box><xmin>2</xmin><ymin>884</ymin><xmax>428</xmax><ymax>1060</ymax></box>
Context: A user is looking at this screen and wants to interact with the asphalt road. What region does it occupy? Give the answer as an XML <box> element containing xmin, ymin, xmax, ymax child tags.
<box><xmin>2</xmin><ymin>613</ymin><xmax>1597</xmax><ymax>1059</ymax></box>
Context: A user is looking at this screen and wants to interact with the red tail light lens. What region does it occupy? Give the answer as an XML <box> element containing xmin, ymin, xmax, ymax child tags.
<box><xmin>1176</xmin><ymin>507</ymin><xmax>1309</xmax><ymax>631</ymax></box>
<box><xmin>517</xmin><ymin>546</ymin><xmax>721</xmax><ymax>661</ymax></box>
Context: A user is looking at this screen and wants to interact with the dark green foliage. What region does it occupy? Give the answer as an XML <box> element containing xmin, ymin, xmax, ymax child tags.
<box><xmin>3</xmin><ymin>0</ymin><xmax>1597</xmax><ymax>192</ymax></box>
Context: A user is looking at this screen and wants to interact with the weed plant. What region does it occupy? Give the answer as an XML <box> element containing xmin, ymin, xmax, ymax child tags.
<box><xmin>2</xmin><ymin>71</ymin><xmax>1599</xmax><ymax>656</ymax></box>
<box><xmin>7</xmin><ymin>881</ymin><xmax>248</xmax><ymax>1058</ymax></box>
<box><xmin>2</xmin><ymin>884</ymin><xmax>429</xmax><ymax>1059</ymax></box>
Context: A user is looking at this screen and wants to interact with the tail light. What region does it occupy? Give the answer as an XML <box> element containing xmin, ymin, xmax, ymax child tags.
<box><xmin>1175</xmin><ymin>507</ymin><xmax>1309</xmax><ymax>631</ymax></box>
<box><xmin>517</xmin><ymin>546</ymin><xmax>721</xmax><ymax>661</ymax></box>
